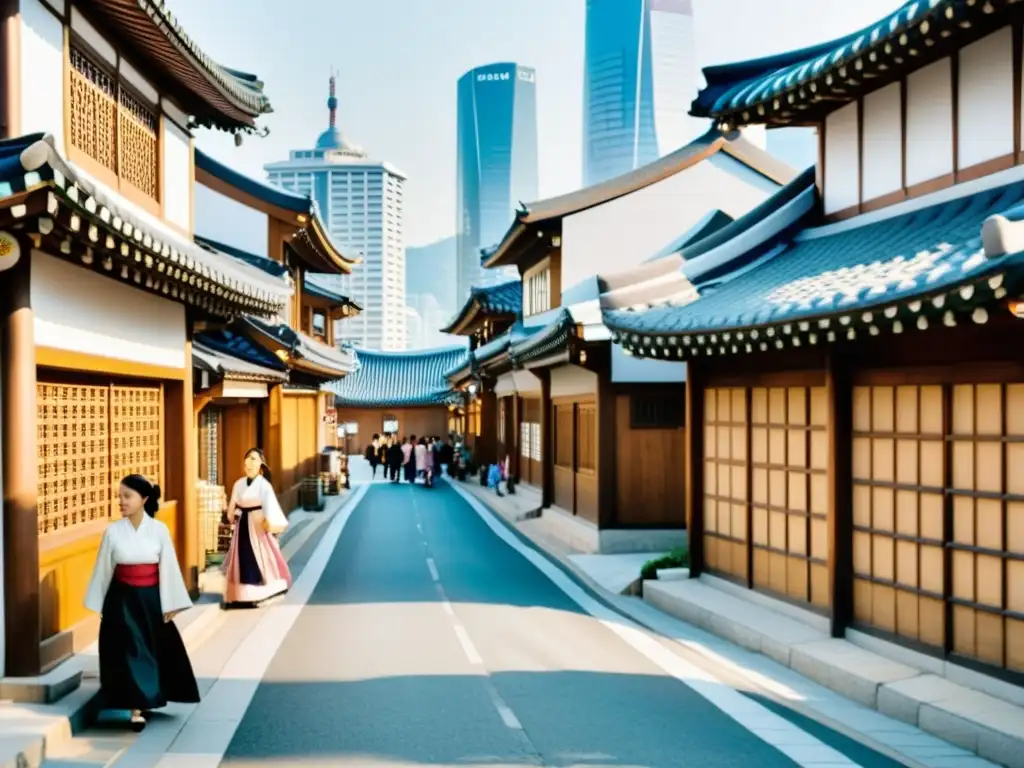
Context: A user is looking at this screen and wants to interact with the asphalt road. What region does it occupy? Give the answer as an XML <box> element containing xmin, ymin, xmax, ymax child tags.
<box><xmin>219</xmin><ymin>481</ymin><xmax>903</xmax><ymax>768</ymax></box>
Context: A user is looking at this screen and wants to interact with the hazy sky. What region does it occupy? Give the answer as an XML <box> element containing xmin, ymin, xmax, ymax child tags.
<box><xmin>172</xmin><ymin>0</ymin><xmax>901</xmax><ymax>248</ymax></box>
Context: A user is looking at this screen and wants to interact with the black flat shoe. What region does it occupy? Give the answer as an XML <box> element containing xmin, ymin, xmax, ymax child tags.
<box><xmin>130</xmin><ymin>713</ymin><xmax>146</xmax><ymax>732</ymax></box>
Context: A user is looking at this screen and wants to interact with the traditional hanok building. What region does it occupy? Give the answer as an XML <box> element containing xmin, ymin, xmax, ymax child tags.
<box><xmin>332</xmin><ymin>346</ymin><xmax>469</xmax><ymax>455</ymax></box>
<box><xmin>0</xmin><ymin>0</ymin><xmax>287</xmax><ymax>676</ymax></box>
<box><xmin>604</xmin><ymin>0</ymin><xmax>1024</xmax><ymax>693</ymax></box>
<box><xmin>455</xmin><ymin>128</ymin><xmax>797</xmax><ymax>554</ymax></box>
<box><xmin>441</xmin><ymin>279</ymin><xmax>521</xmax><ymax>457</ymax></box>
<box><xmin>191</xmin><ymin>150</ymin><xmax>360</xmax><ymax>513</ymax></box>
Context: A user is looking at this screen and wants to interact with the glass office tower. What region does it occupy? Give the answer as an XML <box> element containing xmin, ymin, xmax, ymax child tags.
<box><xmin>456</xmin><ymin>62</ymin><xmax>538</xmax><ymax>303</ymax></box>
<box><xmin>583</xmin><ymin>0</ymin><xmax>704</xmax><ymax>187</ymax></box>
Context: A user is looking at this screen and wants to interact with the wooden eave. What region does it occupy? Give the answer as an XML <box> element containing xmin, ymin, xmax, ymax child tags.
<box><xmin>83</xmin><ymin>0</ymin><xmax>271</xmax><ymax>131</ymax></box>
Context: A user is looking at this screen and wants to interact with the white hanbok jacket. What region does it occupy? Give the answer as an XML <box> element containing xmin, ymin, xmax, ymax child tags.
<box><xmin>83</xmin><ymin>514</ymin><xmax>194</xmax><ymax>616</ymax></box>
<box><xmin>228</xmin><ymin>475</ymin><xmax>288</xmax><ymax>534</ymax></box>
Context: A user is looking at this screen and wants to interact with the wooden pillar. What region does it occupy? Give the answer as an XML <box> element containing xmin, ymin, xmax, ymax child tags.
<box><xmin>477</xmin><ymin>388</ymin><xmax>497</xmax><ymax>467</ymax></box>
<box><xmin>826</xmin><ymin>350</ymin><xmax>853</xmax><ymax>637</ymax></box>
<box><xmin>2</xmin><ymin>239</ymin><xmax>41</xmax><ymax>676</ymax></box>
<box><xmin>538</xmin><ymin>370</ymin><xmax>554</xmax><ymax>508</ymax></box>
<box><xmin>596</xmin><ymin>372</ymin><xmax>616</xmax><ymax>529</ymax></box>
<box><xmin>684</xmin><ymin>365</ymin><xmax>705</xmax><ymax>578</ymax></box>
<box><xmin>164</xmin><ymin>328</ymin><xmax>199</xmax><ymax>595</ymax></box>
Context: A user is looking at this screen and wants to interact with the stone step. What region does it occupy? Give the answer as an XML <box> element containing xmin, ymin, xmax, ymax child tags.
<box><xmin>39</xmin><ymin>734</ymin><xmax>128</xmax><ymax>767</ymax></box>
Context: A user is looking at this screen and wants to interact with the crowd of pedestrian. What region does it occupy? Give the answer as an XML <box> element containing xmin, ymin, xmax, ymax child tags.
<box><xmin>365</xmin><ymin>433</ymin><xmax>456</xmax><ymax>487</ymax></box>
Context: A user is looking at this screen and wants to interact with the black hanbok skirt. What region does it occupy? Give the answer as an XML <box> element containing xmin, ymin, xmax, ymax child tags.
<box><xmin>99</xmin><ymin>577</ymin><xmax>200</xmax><ymax>711</ymax></box>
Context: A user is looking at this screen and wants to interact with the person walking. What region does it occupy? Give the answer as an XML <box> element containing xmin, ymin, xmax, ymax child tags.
<box><xmin>387</xmin><ymin>438</ymin><xmax>404</xmax><ymax>483</ymax></box>
<box><xmin>403</xmin><ymin>435</ymin><xmax>416</xmax><ymax>483</ymax></box>
<box><xmin>84</xmin><ymin>474</ymin><xmax>199</xmax><ymax>732</ymax></box>
<box><xmin>221</xmin><ymin>448</ymin><xmax>292</xmax><ymax>607</ymax></box>
<box><xmin>423</xmin><ymin>438</ymin><xmax>436</xmax><ymax>487</ymax></box>
<box><xmin>414</xmin><ymin>437</ymin><xmax>427</xmax><ymax>485</ymax></box>
<box><xmin>366</xmin><ymin>433</ymin><xmax>381</xmax><ymax>479</ymax></box>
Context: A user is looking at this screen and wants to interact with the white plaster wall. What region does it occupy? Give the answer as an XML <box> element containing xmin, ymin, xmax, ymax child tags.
<box><xmin>906</xmin><ymin>57</ymin><xmax>954</xmax><ymax>187</ymax></box>
<box><xmin>494</xmin><ymin>370</ymin><xmax>542</xmax><ymax>396</ymax></box>
<box><xmin>611</xmin><ymin>346</ymin><xmax>687</xmax><ymax>383</ymax></box>
<box><xmin>958</xmin><ymin>27</ymin><xmax>1014</xmax><ymax>171</ymax></box>
<box><xmin>70</xmin><ymin>6</ymin><xmax>115</xmax><ymax>65</ymax></box>
<box><xmin>561</xmin><ymin>156</ymin><xmax>780</xmax><ymax>294</ymax></box>
<box><xmin>221</xmin><ymin>380</ymin><xmax>269</xmax><ymax>399</ymax></box>
<box><xmin>550</xmin><ymin>365</ymin><xmax>598</xmax><ymax>398</ymax></box>
<box><xmin>20</xmin><ymin>0</ymin><xmax>64</xmax><ymax>149</ymax></box>
<box><xmin>32</xmin><ymin>251</ymin><xmax>186</xmax><ymax>368</ymax></box>
<box><xmin>861</xmin><ymin>82</ymin><xmax>903</xmax><ymax>202</ymax></box>
<box><xmin>194</xmin><ymin>182</ymin><xmax>269</xmax><ymax>258</ymax></box>
<box><xmin>824</xmin><ymin>101</ymin><xmax>860</xmax><ymax>214</ymax></box>
<box><xmin>162</xmin><ymin>120</ymin><xmax>191</xmax><ymax>232</ymax></box>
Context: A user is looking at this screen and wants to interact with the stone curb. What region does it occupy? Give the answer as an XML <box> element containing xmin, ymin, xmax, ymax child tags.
<box><xmin>643</xmin><ymin>579</ymin><xmax>1024</xmax><ymax>768</ymax></box>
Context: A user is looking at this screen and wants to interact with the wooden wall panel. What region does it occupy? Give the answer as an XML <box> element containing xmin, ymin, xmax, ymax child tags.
<box><xmin>222</xmin><ymin>403</ymin><xmax>257</xmax><ymax>488</ymax></box>
<box><xmin>614</xmin><ymin>393</ymin><xmax>686</xmax><ymax>527</ymax></box>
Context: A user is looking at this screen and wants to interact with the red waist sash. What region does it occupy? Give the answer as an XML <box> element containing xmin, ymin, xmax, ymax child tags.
<box><xmin>114</xmin><ymin>563</ymin><xmax>159</xmax><ymax>587</ymax></box>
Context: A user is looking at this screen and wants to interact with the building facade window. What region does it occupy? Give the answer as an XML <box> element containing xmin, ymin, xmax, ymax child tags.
<box><xmin>68</xmin><ymin>45</ymin><xmax>160</xmax><ymax>206</ymax></box>
<box><xmin>524</xmin><ymin>267</ymin><xmax>551</xmax><ymax>316</ymax></box>
<box><xmin>37</xmin><ymin>381</ymin><xmax>163</xmax><ymax>534</ymax></box>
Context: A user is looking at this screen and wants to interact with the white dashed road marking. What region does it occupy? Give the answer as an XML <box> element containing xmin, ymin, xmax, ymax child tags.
<box><xmin>426</xmin><ymin>557</ymin><xmax>440</xmax><ymax>582</ymax></box>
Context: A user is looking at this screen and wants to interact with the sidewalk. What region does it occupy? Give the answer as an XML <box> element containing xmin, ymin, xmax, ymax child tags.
<box><xmin>0</xmin><ymin>491</ymin><xmax>352</xmax><ymax>768</ymax></box>
<box><xmin>452</xmin><ymin>477</ymin><xmax>1021</xmax><ymax>768</ymax></box>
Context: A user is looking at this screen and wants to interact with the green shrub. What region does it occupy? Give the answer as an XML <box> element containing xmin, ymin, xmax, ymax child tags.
<box><xmin>640</xmin><ymin>546</ymin><xmax>690</xmax><ymax>581</ymax></box>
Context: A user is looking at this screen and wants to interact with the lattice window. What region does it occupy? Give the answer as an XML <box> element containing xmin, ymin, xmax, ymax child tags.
<box><xmin>37</xmin><ymin>384</ymin><xmax>110</xmax><ymax>534</ymax></box>
<box><xmin>852</xmin><ymin>385</ymin><xmax>946</xmax><ymax>649</ymax></box>
<box><xmin>852</xmin><ymin>381</ymin><xmax>1024</xmax><ymax>675</ymax></box>
<box><xmin>68</xmin><ymin>44</ymin><xmax>159</xmax><ymax>203</ymax></box>
<box><xmin>949</xmin><ymin>384</ymin><xmax>1024</xmax><ymax>673</ymax></box>
<box><xmin>520</xmin><ymin>421</ymin><xmax>531</xmax><ymax>458</ymax></box>
<box><xmin>110</xmin><ymin>386</ymin><xmax>162</xmax><ymax>511</ymax></box>
<box><xmin>69</xmin><ymin>47</ymin><xmax>117</xmax><ymax>175</ymax></box>
<box><xmin>703</xmin><ymin>388</ymin><xmax>750</xmax><ymax>582</ymax></box>
<box><xmin>750</xmin><ymin>386</ymin><xmax>830</xmax><ymax>607</ymax></box>
<box><xmin>631</xmin><ymin>393</ymin><xmax>685</xmax><ymax>429</ymax></box>
<box><xmin>199</xmin><ymin>407</ymin><xmax>222</xmax><ymax>485</ymax></box>
<box><xmin>530</xmin><ymin>423</ymin><xmax>541</xmax><ymax>461</ymax></box>
<box><xmin>118</xmin><ymin>88</ymin><xmax>159</xmax><ymax>199</ymax></box>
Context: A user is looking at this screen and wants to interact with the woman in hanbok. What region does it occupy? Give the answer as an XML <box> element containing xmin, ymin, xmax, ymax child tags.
<box><xmin>222</xmin><ymin>448</ymin><xmax>292</xmax><ymax>606</ymax></box>
<box><xmin>84</xmin><ymin>474</ymin><xmax>200</xmax><ymax>732</ymax></box>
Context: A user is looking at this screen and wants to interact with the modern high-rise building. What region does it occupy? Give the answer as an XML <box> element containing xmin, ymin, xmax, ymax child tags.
<box><xmin>265</xmin><ymin>77</ymin><xmax>408</xmax><ymax>350</ymax></box>
<box><xmin>456</xmin><ymin>62</ymin><xmax>538</xmax><ymax>303</ymax></box>
<box><xmin>582</xmin><ymin>0</ymin><xmax>705</xmax><ymax>188</ymax></box>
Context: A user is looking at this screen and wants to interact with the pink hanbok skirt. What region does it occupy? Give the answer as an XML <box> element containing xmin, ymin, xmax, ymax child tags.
<box><xmin>222</xmin><ymin>504</ymin><xmax>292</xmax><ymax>604</ymax></box>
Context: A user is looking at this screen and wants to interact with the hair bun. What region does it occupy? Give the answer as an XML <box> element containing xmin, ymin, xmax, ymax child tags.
<box><xmin>143</xmin><ymin>483</ymin><xmax>162</xmax><ymax>517</ymax></box>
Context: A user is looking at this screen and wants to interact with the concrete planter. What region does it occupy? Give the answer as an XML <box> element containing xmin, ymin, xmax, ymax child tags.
<box><xmin>656</xmin><ymin>567</ymin><xmax>690</xmax><ymax>581</ymax></box>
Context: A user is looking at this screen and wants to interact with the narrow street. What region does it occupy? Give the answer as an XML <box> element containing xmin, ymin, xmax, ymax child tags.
<box><xmin>95</xmin><ymin>477</ymin><xmax>913</xmax><ymax>768</ymax></box>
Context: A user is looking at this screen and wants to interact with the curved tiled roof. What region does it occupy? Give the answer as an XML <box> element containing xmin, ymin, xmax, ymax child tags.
<box><xmin>607</xmin><ymin>175</ymin><xmax>1024</xmax><ymax>359</ymax></box>
<box><xmin>441</xmin><ymin>279</ymin><xmax>522</xmax><ymax>335</ymax></box>
<box><xmin>692</xmin><ymin>0</ymin><xmax>1016</xmax><ymax>126</ymax></box>
<box><xmin>0</xmin><ymin>133</ymin><xmax>290</xmax><ymax>318</ymax></box>
<box><xmin>485</xmin><ymin>127</ymin><xmax>796</xmax><ymax>269</ymax></box>
<box><xmin>331</xmin><ymin>346</ymin><xmax>468</xmax><ymax>408</ymax></box>
<box><xmin>86</xmin><ymin>0</ymin><xmax>273</xmax><ymax>130</ymax></box>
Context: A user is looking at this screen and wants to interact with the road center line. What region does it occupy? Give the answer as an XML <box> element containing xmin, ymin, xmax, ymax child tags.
<box><xmin>452</xmin><ymin>623</ymin><xmax>484</xmax><ymax>665</ymax></box>
<box><xmin>426</xmin><ymin>557</ymin><xmax>440</xmax><ymax>581</ymax></box>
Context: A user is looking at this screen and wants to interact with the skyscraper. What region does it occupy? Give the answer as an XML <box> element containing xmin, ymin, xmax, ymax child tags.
<box><xmin>582</xmin><ymin>0</ymin><xmax>705</xmax><ymax>188</ymax></box>
<box><xmin>265</xmin><ymin>77</ymin><xmax>408</xmax><ymax>350</ymax></box>
<box><xmin>456</xmin><ymin>62</ymin><xmax>538</xmax><ymax>303</ymax></box>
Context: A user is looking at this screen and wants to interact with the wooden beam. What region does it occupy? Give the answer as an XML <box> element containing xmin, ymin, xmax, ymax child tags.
<box><xmin>826</xmin><ymin>350</ymin><xmax>853</xmax><ymax>636</ymax></box>
<box><xmin>684</xmin><ymin>365</ymin><xmax>705</xmax><ymax>577</ymax></box>
<box><xmin>2</xmin><ymin>237</ymin><xmax>41</xmax><ymax>675</ymax></box>
<box><xmin>539</xmin><ymin>370</ymin><xmax>553</xmax><ymax>508</ymax></box>
<box><xmin>596</xmin><ymin>371</ymin><xmax>616</xmax><ymax>528</ymax></box>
